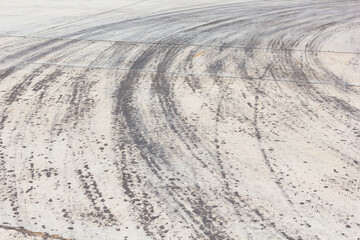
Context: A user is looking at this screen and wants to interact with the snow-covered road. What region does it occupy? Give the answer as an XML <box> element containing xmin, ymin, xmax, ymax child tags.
<box><xmin>0</xmin><ymin>1</ymin><xmax>359</xmax><ymax>239</ymax></box>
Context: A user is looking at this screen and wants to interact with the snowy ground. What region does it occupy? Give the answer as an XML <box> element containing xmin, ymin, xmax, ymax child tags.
<box><xmin>0</xmin><ymin>0</ymin><xmax>359</xmax><ymax>239</ymax></box>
